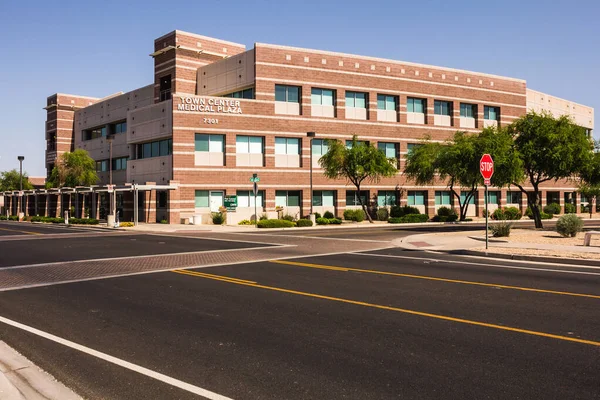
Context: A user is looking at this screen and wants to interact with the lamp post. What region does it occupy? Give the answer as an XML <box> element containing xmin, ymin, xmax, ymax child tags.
<box><xmin>17</xmin><ymin>156</ymin><xmax>24</xmax><ymax>214</ymax></box>
<box><xmin>307</xmin><ymin>132</ymin><xmax>316</xmax><ymax>216</ymax></box>
<box><xmin>106</xmin><ymin>134</ymin><xmax>116</xmax><ymax>224</ymax></box>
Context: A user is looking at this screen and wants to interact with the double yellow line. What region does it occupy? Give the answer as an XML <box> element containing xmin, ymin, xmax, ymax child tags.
<box><xmin>0</xmin><ymin>227</ymin><xmax>42</xmax><ymax>235</ymax></box>
<box><xmin>172</xmin><ymin>267</ymin><xmax>600</xmax><ymax>347</ymax></box>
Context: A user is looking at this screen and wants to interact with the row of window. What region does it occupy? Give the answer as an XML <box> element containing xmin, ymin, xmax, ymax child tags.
<box><xmin>136</xmin><ymin>139</ymin><xmax>173</xmax><ymax>159</ymax></box>
<box><xmin>82</xmin><ymin>121</ymin><xmax>127</xmax><ymax>142</ymax></box>
<box><xmin>274</xmin><ymin>84</ymin><xmax>500</xmax><ymax>124</ymax></box>
<box><xmin>94</xmin><ymin>157</ymin><xmax>129</xmax><ymax>173</ymax></box>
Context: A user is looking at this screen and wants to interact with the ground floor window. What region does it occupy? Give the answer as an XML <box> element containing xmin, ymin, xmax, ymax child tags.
<box><xmin>237</xmin><ymin>190</ymin><xmax>264</xmax><ymax>207</ymax></box>
<box><xmin>486</xmin><ymin>191</ymin><xmax>500</xmax><ymax>205</ymax></box>
<box><xmin>547</xmin><ymin>192</ymin><xmax>560</xmax><ymax>205</ymax></box>
<box><xmin>507</xmin><ymin>191</ymin><xmax>521</xmax><ymax>204</ymax></box>
<box><xmin>275</xmin><ymin>190</ymin><xmax>301</xmax><ymax>207</ymax></box>
<box><xmin>313</xmin><ymin>190</ymin><xmax>335</xmax><ymax>207</ymax></box>
<box><xmin>346</xmin><ymin>190</ymin><xmax>368</xmax><ymax>206</ymax></box>
<box><xmin>435</xmin><ymin>191</ymin><xmax>452</xmax><ymax>205</ymax></box>
<box><xmin>407</xmin><ymin>191</ymin><xmax>425</xmax><ymax>206</ymax></box>
<box><xmin>195</xmin><ymin>190</ymin><xmax>224</xmax><ymax>212</ymax></box>
<box><xmin>460</xmin><ymin>191</ymin><xmax>476</xmax><ymax>205</ymax></box>
<box><xmin>377</xmin><ymin>190</ymin><xmax>397</xmax><ymax>206</ymax></box>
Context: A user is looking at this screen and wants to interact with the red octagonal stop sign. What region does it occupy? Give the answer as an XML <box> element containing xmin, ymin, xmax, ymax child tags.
<box><xmin>480</xmin><ymin>154</ymin><xmax>494</xmax><ymax>181</ymax></box>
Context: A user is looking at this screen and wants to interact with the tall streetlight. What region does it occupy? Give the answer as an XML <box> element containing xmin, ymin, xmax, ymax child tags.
<box><xmin>106</xmin><ymin>134</ymin><xmax>116</xmax><ymax>223</ymax></box>
<box><xmin>17</xmin><ymin>156</ymin><xmax>24</xmax><ymax>214</ymax></box>
<box><xmin>307</xmin><ymin>132</ymin><xmax>316</xmax><ymax>215</ymax></box>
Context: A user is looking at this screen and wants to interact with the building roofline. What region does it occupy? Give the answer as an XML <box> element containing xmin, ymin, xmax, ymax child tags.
<box><xmin>154</xmin><ymin>30</ymin><xmax>246</xmax><ymax>48</ymax></box>
<box><xmin>527</xmin><ymin>88</ymin><xmax>594</xmax><ymax>111</ymax></box>
<box><xmin>255</xmin><ymin>42</ymin><xmax>526</xmax><ymax>84</ymax></box>
<box><xmin>52</xmin><ymin>93</ymin><xmax>100</xmax><ymax>100</ymax></box>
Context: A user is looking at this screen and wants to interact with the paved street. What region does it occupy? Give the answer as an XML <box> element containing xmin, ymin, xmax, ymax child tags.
<box><xmin>0</xmin><ymin>221</ymin><xmax>599</xmax><ymax>399</ymax></box>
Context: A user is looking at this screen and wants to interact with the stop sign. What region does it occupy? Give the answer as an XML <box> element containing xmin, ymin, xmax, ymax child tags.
<box><xmin>480</xmin><ymin>154</ymin><xmax>494</xmax><ymax>180</ymax></box>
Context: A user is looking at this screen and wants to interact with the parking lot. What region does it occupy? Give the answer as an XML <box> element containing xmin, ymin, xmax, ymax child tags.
<box><xmin>0</xmin><ymin>221</ymin><xmax>599</xmax><ymax>399</ymax></box>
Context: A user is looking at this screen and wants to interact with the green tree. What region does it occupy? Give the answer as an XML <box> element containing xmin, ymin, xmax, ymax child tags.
<box><xmin>578</xmin><ymin>146</ymin><xmax>600</xmax><ymax>219</ymax></box>
<box><xmin>47</xmin><ymin>149</ymin><xmax>98</xmax><ymax>188</ymax></box>
<box><xmin>507</xmin><ymin>111</ymin><xmax>593</xmax><ymax>228</ymax></box>
<box><xmin>319</xmin><ymin>135</ymin><xmax>398</xmax><ymax>223</ymax></box>
<box><xmin>0</xmin><ymin>169</ymin><xmax>34</xmax><ymax>191</ymax></box>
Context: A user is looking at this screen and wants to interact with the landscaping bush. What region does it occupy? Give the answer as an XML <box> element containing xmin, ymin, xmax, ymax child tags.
<box><xmin>525</xmin><ymin>207</ymin><xmax>553</xmax><ymax>220</ymax></box>
<box><xmin>376</xmin><ymin>207</ymin><xmax>389</xmax><ymax>221</ymax></box>
<box><xmin>296</xmin><ymin>218</ymin><xmax>313</xmax><ymax>227</ymax></box>
<box><xmin>313</xmin><ymin>212</ymin><xmax>322</xmax><ymax>219</ymax></box>
<box><xmin>316</xmin><ymin>217</ymin><xmax>329</xmax><ymax>225</ymax></box>
<box><xmin>432</xmin><ymin>207</ymin><xmax>458</xmax><ymax>222</ymax></box>
<box><xmin>259</xmin><ymin>214</ymin><xmax>268</xmax><ymax>221</ymax></box>
<box><xmin>402</xmin><ymin>206</ymin><xmax>421</xmax><ymax>215</ymax></box>
<box><xmin>69</xmin><ymin>218</ymin><xmax>100</xmax><ymax>225</ymax></box>
<box><xmin>503</xmin><ymin>207</ymin><xmax>522</xmax><ymax>220</ymax></box>
<box><xmin>389</xmin><ymin>214</ymin><xmax>429</xmax><ymax>224</ymax></box>
<box><xmin>0</xmin><ymin>216</ymin><xmax>7</xmax><ymax>221</ymax></box>
<box><xmin>390</xmin><ymin>205</ymin><xmax>403</xmax><ymax>218</ymax></box>
<box><xmin>323</xmin><ymin>211</ymin><xmax>335</xmax><ymax>219</ymax></box>
<box><xmin>119</xmin><ymin>222</ymin><xmax>134</xmax><ymax>228</ymax></box>
<box><xmin>238</xmin><ymin>219</ymin><xmax>256</xmax><ymax>225</ymax></box>
<box><xmin>556</xmin><ymin>214</ymin><xmax>583</xmax><ymax>237</ymax></box>
<box><xmin>581</xmin><ymin>204</ymin><xmax>589</xmax><ymax>213</ymax></box>
<box><xmin>328</xmin><ymin>218</ymin><xmax>342</xmax><ymax>225</ymax></box>
<box><xmin>343</xmin><ymin>209</ymin><xmax>366</xmax><ymax>222</ymax></box>
<box><xmin>211</xmin><ymin>212</ymin><xmax>225</xmax><ymax>225</ymax></box>
<box><xmin>282</xmin><ymin>214</ymin><xmax>295</xmax><ymax>222</ymax></box>
<box><xmin>564</xmin><ymin>203</ymin><xmax>576</xmax><ymax>214</ymax></box>
<box><xmin>544</xmin><ymin>203</ymin><xmax>561</xmax><ymax>215</ymax></box>
<box><xmin>8</xmin><ymin>215</ymin><xmax>18</xmax><ymax>221</ymax></box>
<box><xmin>257</xmin><ymin>219</ymin><xmax>295</xmax><ymax>228</ymax></box>
<box><xmin>489</xmin><ymin>221</ymin><xmax>513</xmax><ymax>237</ymax></box>
<box><xmin>388</xmin><ymin>217</ymin><xmax>403</xmax><ymax>224</ymax></box>
<box><xmin>159</xmin><ymin>219</ymin><xmax>168</xmax><ymax>224</ymax></box>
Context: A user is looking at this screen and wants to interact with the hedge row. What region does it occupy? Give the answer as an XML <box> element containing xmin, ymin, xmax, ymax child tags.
<box><xmin>388</xmin><ymin>214</ymin><xmax>429</xmax><ymax>224</ymax></box>
<box><xmin>257</xmin><ymin>219</ymin><xmax>295</xmax><ymax>228</ymax></box>
<box><xmin>316</xmin><ymin>217</ymin><xmax>343</xmax><ymax>225</ymax></box>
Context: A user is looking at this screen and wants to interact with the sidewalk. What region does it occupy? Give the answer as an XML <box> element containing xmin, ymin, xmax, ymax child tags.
<box><xmin>0</xmin><ymin>341</ymin><xmax>80</xmax><ymax>400</ymax></box>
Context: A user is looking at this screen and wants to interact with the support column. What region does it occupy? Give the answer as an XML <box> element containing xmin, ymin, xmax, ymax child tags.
<box><xmin>55</xmin><ymin>194</ymin><xmax>62</xmax><ymax>218</ymax></box>
<box><xmin>168</xmin><ymin>180</ymin><xmax>180</xmax><ymax>225</ymax></box>
<box><xmin>426</xmin><ymin>189</ymin><xmax>436</xmax><ymax>217</ymax></box>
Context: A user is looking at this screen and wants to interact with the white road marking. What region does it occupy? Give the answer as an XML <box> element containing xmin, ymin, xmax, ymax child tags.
<box><xmin>0</xmin><ymin>316</ymin><xmax>234</xmax><ymax>400</ymax></box>
<box><xmin>353</xmin><ymin>252</ymin><xmax>600</xmax><ymax>276</ymax></box>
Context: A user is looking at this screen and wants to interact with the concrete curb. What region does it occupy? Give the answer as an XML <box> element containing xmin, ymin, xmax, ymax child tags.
<box><xmin>441</xmin><ymin>249</ymin><xmax>600</xmax><ymax>267</ymax></box>
<box><xmin>0</xmin><ymin>341</ymin><xmax>81</xmax><ymax>400</ymax></box>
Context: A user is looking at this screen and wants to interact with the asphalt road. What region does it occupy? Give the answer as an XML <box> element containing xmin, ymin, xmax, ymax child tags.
<box><xmin>0</xmin><ymin>220</ymin><xmax>91</xmax><ymax>236</ymax></box>
<box><xmin>0</xmin><ymin>240</ymin><xmax>598</xmax><ymax>399</ymax></box>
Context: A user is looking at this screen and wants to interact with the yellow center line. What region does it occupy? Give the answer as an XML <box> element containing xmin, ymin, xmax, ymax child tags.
<box><xmin>171</xmin><ymin>270</ymin><xmax>600</xmax><ymax>347</ymax></box>
<box><xmin>173</xmin><ymin>269</ymin><xmax>256</xmax><ymax>284</ymax></box>
<box><xmin>270</xmin><ymin>260</ymin><xmax>600</xmax><ymax>300</ymax></box>
<box><xmin>0</xmin><ymin>226</ymin><xmax>42</xmax><ymax>236</ymax></box>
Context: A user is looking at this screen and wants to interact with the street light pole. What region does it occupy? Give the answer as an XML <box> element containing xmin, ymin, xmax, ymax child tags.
<box><xmin>17</xmin><ymin>156</ymin><xmax>24</xmax><ymax>214</ymax></box>
<box><xmin>307</xmin><ymin>132</ymin><xmax>316</xmax><ymax>216</ymax></box>
<box><xmin>107</xmin><ymin>135</ymin><xmax>115</xmax><ymax>219</ymax></box>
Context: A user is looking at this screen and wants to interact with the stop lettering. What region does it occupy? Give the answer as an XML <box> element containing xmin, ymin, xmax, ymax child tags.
<box><xmin>480</xmin><ymin>154</ymin><xmax>494</xmax><ymax>180</ymax></box>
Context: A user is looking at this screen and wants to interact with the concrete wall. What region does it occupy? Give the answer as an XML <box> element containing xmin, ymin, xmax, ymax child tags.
<box><xmin>128</xmin><ymin>100</ymin><xmax>173</xmax><ymax>144</ymax></box>
<box><xmin>197</xmin><ymin>49</ymin><xmax>255</xmax><ymax>96</ymax></box>
<box><xmin>527</xmin><ymin>89</ymin><xmax>594</xmax><ymax>130</ymax></box>
<box><xmin>127</xmin><ymin>155</ymin><xmax>173</xmax><ymax>185</ymax></box>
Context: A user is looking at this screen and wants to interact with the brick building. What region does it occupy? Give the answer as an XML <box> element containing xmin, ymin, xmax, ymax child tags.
<box><xmin>20</xmin><ymin>30</ymin><xmax>598</xmax><ymax>223</ymax></box>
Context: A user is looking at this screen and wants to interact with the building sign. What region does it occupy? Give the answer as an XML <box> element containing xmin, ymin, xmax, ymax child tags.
<box><xmin>224</xmin><ymin>195</ymin><xmax>238</xmax><ymax>212</ymax></box>
<box><xmin>177</xmin><ymin>97</ymin><xmax>242</xmax><ymax>114</ymax></box>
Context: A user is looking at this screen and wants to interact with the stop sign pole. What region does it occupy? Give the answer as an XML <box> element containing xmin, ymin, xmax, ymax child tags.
<box><xmin>480</xmin><ymin>154</ymin><xmax>494</xmax><ymax>250</ymax></box>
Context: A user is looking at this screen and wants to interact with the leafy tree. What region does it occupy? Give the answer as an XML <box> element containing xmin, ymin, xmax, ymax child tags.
<box><xmin>319</xmin><ymin>135</ymin><xmax>398</xmax><ymax>223</ymax></box>
<box><xmin>0</xmin><ymin>169</ymin><xmax>34</xmax><ymax>191</ymax></box>
<box><xmin>46</xmin><ymin>149</ymin><xmax>98</xmax><ymax>188</ymax></box>
<box><xmin>578</xmin><ymin>147</ymin><xmax>600</xmax><ymax>219</ymax></box>
<box><xmin>507</xmin><ymin>111</ymin><xmax>593</xmax><ymax>228</ymax></box>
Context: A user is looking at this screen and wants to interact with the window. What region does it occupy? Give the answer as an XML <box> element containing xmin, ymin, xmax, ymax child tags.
<box><xmin>137</xmin><ymin>139</ymin><xmax>172</xmax><ymax>159</ymax></box>
<box><xmin>346</xmin><ymin>140</ymin><xmax>368</xmax><ymax>149</ymax></box>
<box><xmin>378</xmin><ymin>142</ymin><xmax>397</xmax><ymax>159</ymax></box>
<box><xmin>346</xmin><ymin>190</ymin><xmax>368</xmax><ymax>206</ymax></box>
<box><xmin>407</xmin><ymin>143</ymin><xmax>421</xmax><ymax>154</ymax></box>
<box><xmin>95</xmin><ymin>160</ymin><xmax>108</xmax><ymax>172</ymax></box>
<box><xmin>377</xmin><ymin>94</ymin><xmax>396</xmax><ymax>111</ymax></box>
<box><xmin>195</xmin><ymin>134</ymin><xmax>224</xmax><ymax>152</ymax></box>
<box><xmin>112</xmin><ymin>157</ymin><xmax>128</xmax><ymax>171</ymax></box>
<box><xmin>484</xmin><ymin>106</ymin><xmax>499</xmax><ymax>121</ymax></box>
<box><xmin>407</xmin><ymin>98</ymin><xmax>425</xmax><ymax>113</ymax></box>
<box><xmin>407</xmin><ymin>191</ymin><xmax>425</xmax><ymax>206</ymax></box>
<box><xmin>275</xmin><ymin>85</ymin><xmax>300</xmax><ymax>103</ymax></box>
<box><xmin>113</xmin><ymin>122</ymin><xmax>127</xmax><ymax>134</ymax></box>
<box><xmin>434</xmin><ymin>101</ymin><xmax>451</xmax><ymax>116</ymax></box>
<box><xmin>313</xmin><ymin>190</ymin><xmax>335</xmax><ymax>207</ymax></box>
<box><xmin>487</xmin><ymin>191</ymin><xmax>499</xmax><ymax>204</ymax></box>
<box><xmin>311</xmin><ymin>88</ymin><xmax>334</xmax><ymax>106</ymax></box>
<box><xmin>237</xmin><ymin>190</ymin><xmax>264</xmax><ymax>207</ymax></box>
<box><xmin>275</xmin><ymin>137</ymin><xmax>300</xmax><ymax>155</ymax></box>
<box><xmin>223</xmin><ymin>88</ymin><xmax>254</xmax><ymax>99</ymax></box>
<box><xmin>435</xmin><ymin>191</ymin><xmax>452</xmax><ymax>205</ymax></box>
<box><xmin>236</xmin><ymin>136</ymin><xmax>264</xmax><ymax>154</ymax></box>
<box><xmin>507</xmin><ymin>191</ymin><xmax>522</xmax><ymax>204</ymax></box>
<box><xmin>82</xmin><ymin>126</ymin><xmax>106</xmax><ymax>141</ymax></box>
<box><xmin>160</xmin><ymin>75</ymin><xmax>171</xmax><ymax>102</ymax></box>
<box><xmin>460</xmin><ymin>103</ymin><xmax>476</xmax><ymax>118</ymax></box>
<box><xmin>460</xmin><ymin>191</ymin><xmax>476</xmax><ymax>205</ymax></box>
<box><xmin>275</xmin><ymin>190</ymin><xmax>300</xmax><ymax>207</ymax></box>
<box><xmin>311</xmin><ymin>139</ymin><xmax>329</xmax><ymax>156</ymax></box>
<box><xmin>377</xmin><ymin>190</ymin><xmax>397</xmax><ymax>206</ymax></box>
<box><xmin>194</xmin><ymin>190</ymin><xmax>209</xmax><ymax>208</ymax></box>
<box><xmin>581</xmin><ymin>193</ymin><xmax>589</xmax><ymax>203</ymax></box>
<box><xmin>345</xmin><ymin>91</ymin><xmax>367</xmax><ymax>108</ymax></box>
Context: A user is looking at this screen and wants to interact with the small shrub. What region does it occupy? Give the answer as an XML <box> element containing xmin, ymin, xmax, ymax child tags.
<box><xmin>433</xmin><ymin>207</ymin><xmax>458</xmax><ymax>222</ymax></box>
<box><xmin>343</xmin><ymin>209</ymin><xmax>366</xmax><ymax>222</ymax></box>
<box><xmin>401</xmin><ymin>214</ymin><xmax>429</xmax><ymax>223</ymax></box>
<box><xmin>314</xmin><ymin>212</ymin><xmax>322</xmax><ymax>219</ymax></box>
<box><xmin>69</xmin><ymin>218</ymin><xmax>100</xmax><ymax>225</ymax></box>
<box><xmin>323</xmin><ymin>211</ymin><xmax>334</xmax><ymax>219</ymax></box>
<box><xmin>503</xmin><ymin>207</ymin><xmax>522</xmax><ymax>220</ymax></box>
<box><xmin>402</xmin><ymin>206</ymin><xmax>421</xmax><ymax>215</ymax></box>
<box><xmin>257</xmin><ymin>219</ymin><xmax>295</xmax><ymax>228</ymax></box>
<box><xmin>556</xmin><ymin>214</ymin><xmax>583</xmax><ymax>237</ymax></box>
<box><xmin>259</xmin><ymin>214</ymin><xmax>268</xmax><ymax>221</ymax></box>
<box><xmin>282</xmin><ymin>214</ymin><xmax>295</xmax><ymax>222</ymax></box>
<box><xmin>119</xmin><ymin>222</ymin><xmax>134</xmax><ymax>228</ymax></box>
<box><xmin>482</xmin><ymin>209</ymin><xmax>490</xmax><ymax>218</ymax></box>
<box><xmin>390</xmin><ymin>205</ymin><xmax>403</xmax><ymax>218</ymax></box>
<box><xmin>525</xmin><ymin>207</ymin><xmax>552</xmax><ymax>220</ymax></box>
<box><xmin>388</xmin><ymin>217</ymin><xmax>403</xmax><ymax>224</ymax></box>
<box><xmin>8</xmin><ymin>215</ymin><xmax>18</xmax><ymax>221</ymax></box>
<box><xmin>581</xmin><ymin>204</ymin><xmax>589</xmax><ymax>213</ymax></box>
<box><xmin>211</xmin><ymin>212</ymin><xmax>225</xmax><ymax>225</ymax></box>
<box><xmin>328</xmin><ymin>218</ymin><xmax>342</xmax><ymax>225</ymax></box>
<box><xmin>238</xmin><ymin>219</ymin><xmax>256</xmax><ymax>225</ymax></box>
<box><xmin>436</xmin><ymin>207</ymin><xmax>453</xmax><ymax>217</ymax></box>
<box><xmin>0</xmin><ymin>216</ymin><xmax>7</xmax><ymax>220</ymax></box>
<box><xmin>491</xmin><ymin>208</ymin><xmax>505</xmax><ymax>220</ymax></box>
<box><xmin>544</xmin><ymin>203</ymin><xmax>561</xmax><ymax>215</ymax></box>
<box><xmin>296</xmin><ymin>218</ymin><xmax>313</xmax><ymax>227</ymax></box>
<box><xmin>564</xmin><ymin>203</ymin><xmax>576</xmax><ymax>214</ymax></box>
<box><xmin>343</xmin><ymin>209</ymin><xmax>355</xmax><ymax>220</ymax></box>
<box><xmin>489</xmin><ymin>221</ymin><xmax>513</xmax><ymax>237</ymax></box>
<box><xmin>316</xmin><ymin>217</ymin><xmax>329</xmax><ymax>225</ymax></box>
<box><xmin>159</xmin><ymin>219</ymin><xmax>168</xmax><ymax>224</ymax></box>
<box><xmin>541</xmin><ymin>212</ymin><xmax>553</xmax><ymax>220</ymax></box>
<box><xmin>376</xmin><ymin>207</ymin><xmax>389</xmax><ymax>221</ymax></box>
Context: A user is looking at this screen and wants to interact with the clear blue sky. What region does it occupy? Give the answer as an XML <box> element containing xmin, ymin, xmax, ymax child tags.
<box><xmin>1</xmin><ymin>0</ymin><xmax>598</xmax><ymax>176</ymax></box>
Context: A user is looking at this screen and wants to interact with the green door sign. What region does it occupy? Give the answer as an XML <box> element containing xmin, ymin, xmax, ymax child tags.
<box><xmin>224</xmin><ymin>195</ymin><xmax>238</xmax><ymax>212</ymax></box>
